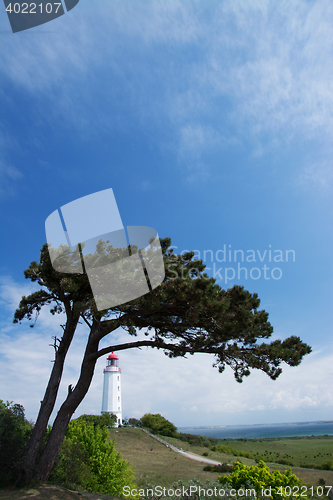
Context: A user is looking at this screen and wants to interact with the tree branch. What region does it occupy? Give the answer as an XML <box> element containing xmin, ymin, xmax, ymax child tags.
<box><xmin>80</xmin><ymin>313</ymin><xmax>92</xmax><ymax>329</ymax></box>
<box><xmin>87</xmin><ymin>339</ymin><xmax>225</xmax><ymax>361</ymax></box>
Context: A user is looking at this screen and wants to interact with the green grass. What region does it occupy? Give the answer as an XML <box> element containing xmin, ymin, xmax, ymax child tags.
<box><xmin>214</xmin><ymin>435</ymin><xmax>333</xmax><ymax>468</ymax></box>
<box><xmin>109</xmin><ymin>427</ymin><xmax>226</xmax><ymax>488</ymax></box>
<box><xmin>110</xmin><ymin>428</ymin><xmax>333</xmax><ymax>489</ymax></box>
<box><xmin>1</xmin><ymin>430</ymin><xmax>332</xmax><ymax>500</ymax></box>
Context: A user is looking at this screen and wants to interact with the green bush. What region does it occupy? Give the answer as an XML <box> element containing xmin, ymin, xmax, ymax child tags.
<box><xmin>203</xmin><ymin>463</ymin><xmax>233</xmax><ymax>473</ymax></box>
<box><xmin>52</xmin><ymin>417</ymin><xmax>137</xmax><ymax>497</ymax></box>
<box><xmin>276</xmin><ymin>459</ymin><xmax>294</xmax><ymax>466</ymax></box>
<box><xmin>300</xmin><ymin>462</ymin><xmax>318</xmax><ymax>469</ymax></box>
<box><xmin>211</xmin><ymin>444</ymin><xmax>254</xmax><ymax>460</ymax></box>
<box><xmin>219</xmin><ymin>460</ymin><xmax>305</xmax><ymax>500</ymax></box>
<box><xmin>139</xmin><ymin>478</ymin><xmax>236</xmax><ymax>500</ymax></box>
<box><xmin>177</xmin><ymin>433</ymin><xmax>219</xmax><ymax>447</ymax></box>
<box><xmin>0</xmin><ymin>400</ymin><xmax>32</xmax><ymax>485</ymax></box>
<box><xmin>141</xmin><ymin>413</ymin><xmax>177</xmax><ymax>438</ymax></box>
<box><xmin>320</xmin><ymin>459</ymin><xmax>333</xmax><ymax>471</ymax></box>
<box><xmin>76</xmin><ymin>412</ymin><xmax>117</xmax><ymax>428</ymax></box>
<box><xmin>128</xmin><ymin>418</ymin><xmax>140</xmax><ymax>426</ymax></box>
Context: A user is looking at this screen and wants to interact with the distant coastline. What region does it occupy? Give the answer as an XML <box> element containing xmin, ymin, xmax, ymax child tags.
<box><xmin>179</xmin><ymin>420</ymin><xmax>333</xmax><ymax>439</ymax></box>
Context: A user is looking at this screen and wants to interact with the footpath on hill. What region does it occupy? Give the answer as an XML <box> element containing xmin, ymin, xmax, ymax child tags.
<box><xmin>139</xmin><ymin>428</ymin><xmax>223</xmax><ymax>465</ymax></box>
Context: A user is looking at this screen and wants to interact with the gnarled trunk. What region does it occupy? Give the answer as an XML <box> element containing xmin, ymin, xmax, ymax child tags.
<box><xmin>16</xmin><ymin>314</ymin><xmax>79</xmax><ymax>484</ymax></box>
<box><xmin>36</xmin><ymin>328</ymin><xmax>100</xmax><ymax>482</ymax></box>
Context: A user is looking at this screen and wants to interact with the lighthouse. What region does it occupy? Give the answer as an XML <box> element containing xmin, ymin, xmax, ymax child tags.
<box><xmin>101</xmin><ymin>352</ymin><xmax>122</xmax><ymax>427</ymax></box>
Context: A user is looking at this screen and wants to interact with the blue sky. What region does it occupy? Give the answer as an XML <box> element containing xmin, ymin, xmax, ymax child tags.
<box><xmin>0</xmin><ymin>0</ymin><xmax>332</xmax><ymax>428</ymax></box>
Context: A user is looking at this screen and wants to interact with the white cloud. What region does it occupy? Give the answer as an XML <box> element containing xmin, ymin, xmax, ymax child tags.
<box><xmin>1</xmin><ymin>276</ymin><xmax>332</xmax><ymax>427</ymax></box>
<box><xmin>179</xmin><ymin>125</ymin><xmax>221</xmax><ymax>158</ymax></box>
<box><xmin>296</xmin><ymin>161</ymin><xmax>333</xmax><ymax>192</ymax></box>
<box><xmin>0</xmin><ymin>276</ymin><xmax>34</xmax><ymax>311</ymax></box>
<box><xmin>0</xmin><ymin>161</ymin><xmax>23</xmax><ymax>199</ymax></box>
<box><xmin>1</xmin><ymin>0</ymin><xmax>332</xmax><ymax>153</ymax></box>
<box><xmin>0</xmin><ymin>276</ymin><xmax>69</xmax><ymax>334</ymax></box>
<box><xmin>204</xmin><ymin>1</ymin><xmax>333</xmax><ymax>139</ymax></box>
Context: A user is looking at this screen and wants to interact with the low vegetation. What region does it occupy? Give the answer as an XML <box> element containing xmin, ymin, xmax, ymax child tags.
<box><xmin>75</xmin><ymin>412</ymin><xmax>117</xmax><ymax>429</ymax></box>
<box><xmin>141</xmin><ymin>414</ymin><xmax>178</xmax><ymax>438</ymax></box>
<box><xmin>139</xmin><ymin>478</ymin><xmax>237</xmax><ymax>500</ymax></box>
<box><xmin>210</xmin><ymin>443</ymin><xmax>254</xmax><ymax>460</ymax></box>
<box><xmin>1</xmin><ymin>405</ymin><xmax>333</xmax><ymax>499</ymax></box>
<box><xmin>0</xmin><ymin>400</ymin><xmax>32</xmax><ymax>486</ymax></box>
<box><xmin>142</xmin><ymin>415</ymin><xmax>333</xmax><ymax>473</ymax></box>
<box><xmin>51</xmin><ymin>416</ymin><xmax>137</xmax><ymax>497</ymax></box>
<box><xmin>108</xmin><ymin>426</ymin><xmax>218</xmax><ymax>488</ymax></box>
<box><xmin>203</xmin><ymin>464</ymin><xmax>233</xmax><ymax>473</ymax></box>
<box><xmin>112</xmin><ymin>426</ymin><xmax>333</xmax><ymax>490</ymax></box>
<box><xmin>219</xmin><ymin>460</ymin><xmax>305</xmax><ymax>500</ymax></box>
<box><xmin>211</xmin><ymin>436</ymin><xmax>333</xmax><ymax>470</ymax></box>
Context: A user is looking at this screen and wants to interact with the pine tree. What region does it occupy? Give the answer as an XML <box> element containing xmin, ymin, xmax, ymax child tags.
<box><xmin>14</xmin><ymin>238</ymin><xmax>311</xmax><ymax>483</ymax></box>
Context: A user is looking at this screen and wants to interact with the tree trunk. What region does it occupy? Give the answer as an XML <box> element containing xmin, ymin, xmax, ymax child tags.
<box><xmin>16</xmin><ymin>314</ymin><xmax>79</xmax><ymax>484</ymax></box>
<box><xmin>36</xmin><ymin>327</ymin><xmax>100</xmax><ymax>482</ymax></box>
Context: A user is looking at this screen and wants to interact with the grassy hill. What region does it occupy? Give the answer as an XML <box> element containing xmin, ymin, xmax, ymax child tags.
<box><xmin>1</xmin><ymin>428</ymin><xmax>332</xmax><ymax>500</ymax></box>
<box><xmin>108</xmin><ymin>427</ymin><xmax>221</xmax><ymax>487</ymax></box>
<box><xmin>212</xmin><ymin>435</ymin><xmax>333</xmax><ymax>468</ymax></box>
<box><xmin>109</xmin><ymin>427</ymin><xmax>333</xmax><ymax>488</ymax></box>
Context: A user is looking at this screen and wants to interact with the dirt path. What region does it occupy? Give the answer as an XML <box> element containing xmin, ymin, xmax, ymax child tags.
<box><xmin>139</xmin><ymin>428</ymin><xmax>223</xmax><ymax>465</ymax></box>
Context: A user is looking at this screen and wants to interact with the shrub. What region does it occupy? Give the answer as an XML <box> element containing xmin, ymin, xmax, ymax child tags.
<box><xmin>300</xmin><ymin>463</ymin><xmax>318</xmax><ymax>469</ymax></box>
<box><xmin>321</xmin><ymin>459</ymin><xmax>333</xmax><ymax>471</ymax></box>
<box><xmin>183</xmin><ymin>434</ymin><xmax>204</xmax><ymax>446</ymax></box>
<box><xmin>211</xmin><ymin>444</ymin><xmax>254</xmax><ymax>460</ymax></box>
<box><xmin>202</xmin><ymin>452</ymin><xmax>209</xmax><ymax>457</ymax></box>
<box><xmin>276</xmin><ymin>459</ymin><xmax>294</xmax><ymax>466</ymax></box>
<box><xmin>128</xmin><ymin>418</ymin><xmax>140</xmax><ymax>426</ymax></box>
<box><xmin>52</xmin><ymin>417</ymin><xmax>137</xmax><ymax>497</ymax></box>
<box><xmin>141</xmin><ymin>413</ymin><xmax>177</xmax><ymax>438</ymax></box>
<box><xmin>76</xmin><ymin>412</ymin><xmax>117</xmax><ymax>428</ymax></box>
<box><xmin>0</xmin><ymin>400</ymin><xmax>32</xmax><ymax>485</ymax></box>
<box><xmin>219</xmin><ymin>460</ymin><xmax>305</xmax><ymax>500</ymax></box>
<box><xmin>204</xmin><ymin>463</ymin><xmax>233</xmax><ymax>473</ymax></box>
<box><xmin>139</xmin><ymin>478</ymin><xmax>239</xmax><ymax>500</ymax></box>
<box><xmin>177</xmin><ymin>433</ymin><xmax>218</xmax><ymax>447</ymax></box>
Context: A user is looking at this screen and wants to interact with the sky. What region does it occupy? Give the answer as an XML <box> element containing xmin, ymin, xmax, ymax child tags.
<box><xmin>0</xmin><ymin>0</ymin><xmax>332</xmax><ymax>429</ymax></box>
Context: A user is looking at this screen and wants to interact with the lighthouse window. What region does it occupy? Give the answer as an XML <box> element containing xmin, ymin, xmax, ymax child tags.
<box><xmin>118</xmin><ymin>397</ymin><xmax>120</xmax><ymax>401</ymax></box>
<box><xmin>118</xmin><ymin>386</ymin><xmax>119</xmax><ymax>390</ymax></box>
<box><xmin>117</xmin><ymin>376</ymin><xmax>119</xmax><ymax>381</ymax></box>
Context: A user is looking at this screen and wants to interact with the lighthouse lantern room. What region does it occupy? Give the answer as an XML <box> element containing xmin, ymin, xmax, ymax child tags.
<box><xmin>101</xmin><ymin>352</ymin><xmax>122</xmax><ymax>427</ymax></box>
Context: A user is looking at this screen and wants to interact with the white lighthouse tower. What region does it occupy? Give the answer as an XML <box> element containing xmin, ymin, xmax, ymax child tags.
<box><xmin>101</xmin><ymin>352</ymin><xmax>122</xmax><ymax>427</ymax></box>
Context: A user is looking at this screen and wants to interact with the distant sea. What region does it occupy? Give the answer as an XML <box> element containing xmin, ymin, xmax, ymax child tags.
<box><xmin>179</xmin><ymin>421</ymin><xmax>333</xmax><ymax>440</ymax></box>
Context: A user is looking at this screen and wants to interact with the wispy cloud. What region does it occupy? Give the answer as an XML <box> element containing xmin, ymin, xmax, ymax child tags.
<box><xmin>177</xmin><ymin>124</ymin><xmax>238</xmax><ymax>183</ymax></box>
<box><xmin>0</xmin><ymin>276</ymin><xmax>66</xmax><ymax>332</ymax></box>
<box><xmin>1</xmin><ymin>1</ymin><xmax>332</xmax><ymax>151</ymax></box>
<box><xmin>296</xmin><ymin>161</ymin><xmax>333</xmax><ymax>192</ymax></box>
<box><xmin>204</xmin><ymin>1</ymin><xmax>333</xmax><ymax>140</ymax></box>
<box><xmin>0</xmin><ymin>161</ymin><xmax>23</xmax><ymax>198</ymax></box>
